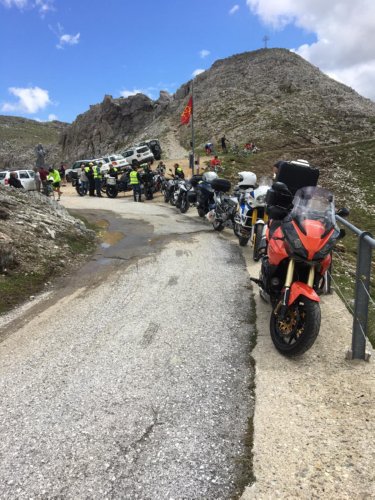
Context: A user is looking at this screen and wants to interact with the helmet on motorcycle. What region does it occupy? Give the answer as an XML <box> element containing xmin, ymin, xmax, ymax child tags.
<box><xmin>237</xmin><ymin>171</ymin><xmax>257</xmax><ymax>188</ymax></box>
<box><xmin>202</xmin><ymin>171</ymin><xmax>218</xmax><ymax>183</ymax></box>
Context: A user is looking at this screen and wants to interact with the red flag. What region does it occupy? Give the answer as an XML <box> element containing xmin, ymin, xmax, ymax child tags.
<box><xmin>180</xmin><ymin>96</ymin><xmax>193</xmax><ymax>125</ymax></box>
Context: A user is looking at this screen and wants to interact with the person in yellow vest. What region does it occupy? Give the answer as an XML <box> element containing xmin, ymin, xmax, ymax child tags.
<box><xmin>47</xmin><ymin>167</ymin><xmax>62</xmax><ymax>200</ymax></box>
<box><xmin>93</xmin><ymin>162</ymin><xmax>103</xmax><ymax>197</ymax></box>
<box><xmin>129</xmin><ymin>165</ymin><xmax>142</xmax><ymax>202</ymax></box>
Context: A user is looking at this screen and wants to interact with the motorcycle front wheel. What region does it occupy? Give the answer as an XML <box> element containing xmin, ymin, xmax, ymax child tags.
<box><xmin>239</xmin><ymin>235</ymin><xmax>250</xmax><ymax>247</ymax></box>
<box><xmin>270</xmin><ymin>297</ymin><xmax>321</xmax><ymax>357</ymax></box>
<box><xmin>106</xmin><ymin>186</ymin><xmax>118</xmax><ymax>198</ymax></box>
<box><xmin>77</xmin><ymin>185</ymin><xmax>87</xmax><ymax>197</ymax></box>
<box><xmin>253</xmin><ymin>224</ymin><xmax>264</xmax><ymax>260</ymax></box>
<box><xmin>180</xmin><ymin>195</ymin><xmax>190</xmax><ymax>213</ymax></box>
<box><xmin>212</xmin><ymin>218</ymin><xmax>225</xmax><ymax>231</ymax></box>
<box><xmin>197</xmin><ymin>207</ymin><xmax>206</xmax><ymax>218</ymax></box>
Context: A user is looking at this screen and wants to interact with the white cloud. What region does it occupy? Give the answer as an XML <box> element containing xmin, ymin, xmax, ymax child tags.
<box><xmin>199</xmin><ymin>49</ymin><xmax>210</xmax><ymax>59</ymax></box>
<box><xmin>0</xmin><ymin>0</ymin><xmax>28</xmax><ymax>8</ymax></box>
<box><xmin>35</xmin><ymin>0</ymin><xmax>54</xmax><ymax>16</ymax></box>
<box><xmin>1</xmin><ymin>86</ymin><xmax>51</xmax><ymax>114</ymax></box>
<box><xmin>229</xmin><ymin>4</ymin><xmax>240</xmax><ymax>15</ymax></box>
<box><xmin>57</xmin><ymin>32</ymin><xmax>80</xmax><ymax>49</ymax></box>
<box><xmin>192</xmin><ymin>69</ymin><xmax>205</xmax><ymax>77</ymax></box>
<box><xmin>246</xmin><ymin>0</ymin><xmax>375</xmax><ymax>100</ymax></box>
<box><xmin>0</xmin><ymin>0</ymin><xmax>54</xmax><ymax>15</ymax></box>
<box><xmin>47</xmin><ymin>113</ymin><xmax>58</xmax><ymax>121</ymax></box>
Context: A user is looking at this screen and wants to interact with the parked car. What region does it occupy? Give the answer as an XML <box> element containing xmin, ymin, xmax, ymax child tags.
<box><xmin>65</xmin><ymin>160</ymin><xmax>93</xmax><ymax>182</ymax></box>
<box><xmin>101</xmin><ymin>154</ymin><xmax>129</xmax><ymax>170</ymax></box>
<box><xmin>65</xmin><ymin>156</ymin><xmax>129</xmax><ymax>181</ymax></box>
<box><xmin>137</xmin><ymin>139</ymin><xmax>162</xmax><ymax>160</ymax></box>
<box><xmin>0</xmin><ymin>169</ymin><xmax>36</xmax><ymax>191</ymax></box>
<box><xmin>122</xmin><ymin>145</ymin><xmax>154</xmax><ymax>166</ymax></box>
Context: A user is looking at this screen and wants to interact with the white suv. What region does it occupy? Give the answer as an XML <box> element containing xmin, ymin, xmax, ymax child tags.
<box><xmin>122</xmin><ymin>146</ymin><xmax>154</xmax><ymax>166</ymax></box>
<box><xmin>0</xmin><ymin>169</ymin><xmax>36</xmax><ymax>191</ymax></box>
<box><xmin>101</xmin><ymin>154</ymin><xmax>129</xmax><ymax>170</ymax></box>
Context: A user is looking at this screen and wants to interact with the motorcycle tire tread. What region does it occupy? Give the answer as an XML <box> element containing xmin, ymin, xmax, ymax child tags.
<box><xmin>270</xmin><ymin>298</ymin><xmax>321</xmax><ymax>357</ymax></box>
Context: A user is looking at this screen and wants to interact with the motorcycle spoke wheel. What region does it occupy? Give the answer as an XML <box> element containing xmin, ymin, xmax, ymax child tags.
<box><xmin>270</xmin><ymin>298</ymin><xmax>321</xmax><ymax>357</ymax></box>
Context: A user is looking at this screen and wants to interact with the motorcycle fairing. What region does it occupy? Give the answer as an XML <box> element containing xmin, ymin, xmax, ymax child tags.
<box><xmin>267</xmin><ymin>226</ymin><xmax>289</xmax><ymax>266</ymax></box>
<box><xmin>288</xmin><ymin>281</ymin><xmax>320</xmax><ymax>305</ymax></box>
<box><xmin>293</xmin><ymin>220</ymin><xmax>334</xmax><ymax>260</ymax></box>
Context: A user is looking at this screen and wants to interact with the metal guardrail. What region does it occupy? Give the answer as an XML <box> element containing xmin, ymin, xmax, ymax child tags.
<box><xmin>336</xmin><ymin>215</ymin><xmax>375</xmax><ymax>361</ymax></box>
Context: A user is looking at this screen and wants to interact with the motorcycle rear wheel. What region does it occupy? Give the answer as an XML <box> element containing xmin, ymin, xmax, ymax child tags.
<box><xmin>270</xmin><ymin>297</ymin><xmax>321</xmax><ymax>357</ymax></box>
<box><xmin>253</xmin><ymin>224</ymin><xmax>264</xmax><ymax>260</ymax></box>
<box><xmin>106</xmin><ymin>186</ymin><xmax>118</xmax><ymax>198</ymax></box>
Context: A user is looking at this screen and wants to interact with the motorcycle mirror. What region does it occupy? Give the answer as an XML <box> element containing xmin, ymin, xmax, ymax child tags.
<box><xmin>337</xmin><ymin>207</ymin><xmax>349</xmax><ymax>217</ymax></box>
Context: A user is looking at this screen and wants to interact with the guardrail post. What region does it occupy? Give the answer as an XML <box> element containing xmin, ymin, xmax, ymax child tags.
<box><xmin>351</xmin><ymin>232</ymin><xmax>372</xmax><ymax>360</ymax></box>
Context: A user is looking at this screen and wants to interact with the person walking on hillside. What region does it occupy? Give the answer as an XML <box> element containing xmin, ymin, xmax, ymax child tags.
<box><xmin>33</xmin><ymin>166</ymin><xmax>41</xmax><ymax>192</ymax></box>
<box><xmin>129</xmin><ymin>165</ymin><xmax>142</xmax><ymax>202</ymax></box>
<box><xmin>47</xmin><ymin>167</ymin><xmax>62</xmax><ymax>200</ymax></box>
<box><xmin>221</xmin><ymin>135</ymin><xmax>228</xmax><ymax>153</ymax></box>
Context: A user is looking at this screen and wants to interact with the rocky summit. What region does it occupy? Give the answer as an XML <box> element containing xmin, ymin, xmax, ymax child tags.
<box><xmin>59</xmin><ymin>48</ymin><xmax>375</xmax><ymax>161</ymax></box>
<box><xmin>2</xmin><ymin>48</ymin><xmax>375</xmax><ymax>166</ymax></box>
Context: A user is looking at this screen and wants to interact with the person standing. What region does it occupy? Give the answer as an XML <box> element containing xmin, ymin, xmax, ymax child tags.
<box><xmin>174</xmin><ymin>163</ymin><xmax>184</xmax><ymax>179</ymax></box>
<box><xmin>79</xmin><ymin>163</ymin><xmax>89</xmax><ymax>192</ymax></box>
<box><xmin>33</xmin><ymin>166</ymin><xmax>41</xmax><ymax>192</ymax></box>
<box><xmin>58</xmin><ymin>163</ymin><xmax>66</xmax><ymax>186</ymax></box>
<box><xmin>93</xmin><ymin>162</ymin><xmax>103</xmax><ymax>197</ymax></box>
<box><xmin>129</xmin><ymin>165</ymin><xmax>142</xmax><ymax>202</ymax></box>
<box><xmin>86</xmin><ymin>163</ymin><xmax>95</xmax><ymax>196</ymax></box>
<box><xmin>8</xmin><ymin>172</ymin><xmax>23</xmax><ymax>189</ymax></box>
<box><xmin>39</xmin><ymin>167</ymin><xmax>48</xmax><ymax>193</ymax></box>
<box><xmin>47</xmin><ymin>167</ymin><xmax>62</xmax><ymax>200</ymax></box>
<box><xmin>221</xmin><ymin>135</ymin><xmax>228</xmax><ymax>153</ymax></box>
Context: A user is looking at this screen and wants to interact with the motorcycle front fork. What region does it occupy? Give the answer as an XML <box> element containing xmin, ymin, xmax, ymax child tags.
<box><xmin>276</xmin><ymin>261</ymin><xmax>315</xmax><ymax>317</ymax></box>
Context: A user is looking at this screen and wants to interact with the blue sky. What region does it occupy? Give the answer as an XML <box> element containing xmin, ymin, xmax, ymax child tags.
<box><xmin>1</xmin><ymin>0</ymin><xmax>374</xmax><ymax>123</ymax></box>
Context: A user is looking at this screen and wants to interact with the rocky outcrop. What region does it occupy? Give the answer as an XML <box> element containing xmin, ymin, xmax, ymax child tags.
<box><xmin>3</xmin><ymin>48</ymin><xmax>375</xmax><ymax>165</ymax></box>
<box><xmin>0</xmin><ymin>116</ymin><xmax>68</xmax><ymax>169</ymax></box>
<box><xmin>0</xmin><ymin>186</ymin><xmax>95</xmax><ymax>281</ymax></box>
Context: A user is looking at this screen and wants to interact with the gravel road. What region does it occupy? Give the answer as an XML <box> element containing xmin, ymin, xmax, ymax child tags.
<box><xmin>0</xmin><ymin>194</ymin><xmax>255</xmax><ymax>499</ymax></box>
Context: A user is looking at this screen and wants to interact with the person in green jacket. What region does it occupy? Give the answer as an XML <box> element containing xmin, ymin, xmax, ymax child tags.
<box><xmin>129</xmin><ymin>165</ymin><xmax>142</xmax><ymax>202</ymax></box>
<box><xmin>47</xmin><ymin>167</ymin><xmax>62</xmax><ymax>200</ymax></box>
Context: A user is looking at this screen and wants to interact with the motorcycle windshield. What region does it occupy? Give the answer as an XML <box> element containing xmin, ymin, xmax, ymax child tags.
<box><xmin>291</xmin><ymin>187</ymin><xmax>337</xmax><ymax>233</ymax></box>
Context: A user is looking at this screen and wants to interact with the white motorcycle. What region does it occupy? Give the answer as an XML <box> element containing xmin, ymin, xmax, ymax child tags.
<box><xmin>233</xmin><ymin>172</ymin><xmax>270</xmax><ymax>260</ymax></box>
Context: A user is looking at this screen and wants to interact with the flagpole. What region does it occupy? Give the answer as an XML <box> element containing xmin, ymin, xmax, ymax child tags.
<box><xmin>191</xmin><ymin>79</ymin><xmax>195</xmax><ymax>176</ymax></box>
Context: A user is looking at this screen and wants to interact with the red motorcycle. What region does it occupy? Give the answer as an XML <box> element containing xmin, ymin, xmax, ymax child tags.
<box><xmin>253</xmin><ymin>184</ymin><xmax>347</xmax><ymax>356</ymax></box>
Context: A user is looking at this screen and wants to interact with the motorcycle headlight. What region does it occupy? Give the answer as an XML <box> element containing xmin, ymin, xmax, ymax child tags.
<box><xmin>256</xmin><ymin>195</ymin><xmax>266</xmax><ymax>204</ymax></box>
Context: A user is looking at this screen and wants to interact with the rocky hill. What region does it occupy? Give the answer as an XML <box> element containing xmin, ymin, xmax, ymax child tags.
<box><xmin>59</xmin><ymin>48</ymin><xmax>375</xmax><ymax>161</ymax></box>
<box><xmin>0</xmin><ymin>116</ymin><xmax>68</xmax><ymax>169</ymax></box>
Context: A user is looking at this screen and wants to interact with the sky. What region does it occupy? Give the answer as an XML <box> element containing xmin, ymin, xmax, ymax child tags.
<box><xmin>1</xmin><ymin>0</ymin><xmax>374</xmax><ymax>123</ymax></box>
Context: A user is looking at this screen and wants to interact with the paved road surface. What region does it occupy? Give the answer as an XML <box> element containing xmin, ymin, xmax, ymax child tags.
<box><xmin>0</xmin><ymin>194</ymin><xmax>254</xmax><ymax>499</ymax></box>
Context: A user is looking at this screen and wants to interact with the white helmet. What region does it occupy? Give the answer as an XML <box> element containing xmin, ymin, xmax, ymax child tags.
<box><xmin>237</xmin><ymin>171</ymin><xmax>257</xmax><ymax>188</ymax></box>
<box><xmin>202</xmin><ymin>171</ymin><xmax>218</xmax><ymax>183</ymax></box>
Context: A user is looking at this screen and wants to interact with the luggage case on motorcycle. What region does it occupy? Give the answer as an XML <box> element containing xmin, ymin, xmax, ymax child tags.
<box><xmin>190</xmin><ymin>175</ymin><xmax>203</xmax><ymax>187</ymax></box>
<box><xmin>187</xmin><ymin>191</ymin><xmax>197</xmax><ymax>203</ymax></box>
<box><xmin>277</xmin><ymin>162</ymin><xmax>319</xmax><ymax>195</ymax></box>
<box><xmin>211</xmin><ymin>178</ymin><xmax>231</xmax><ymax>192</ymax></box>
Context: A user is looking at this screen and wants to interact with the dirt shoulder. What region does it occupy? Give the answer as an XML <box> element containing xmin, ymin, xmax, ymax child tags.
<box><xmin>241</xmin><ymin>257</ymin><xmax>375</xmax><ymax>499</ymax></box>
